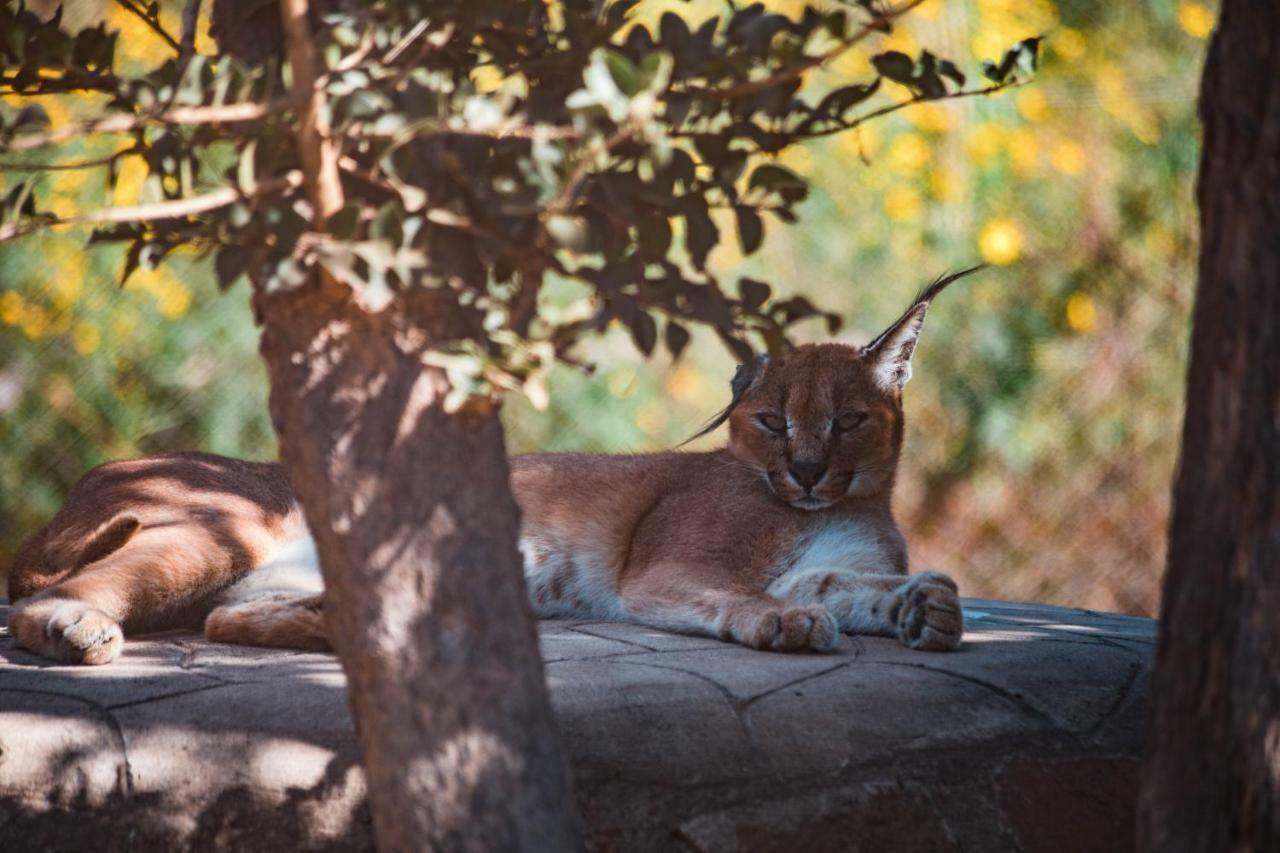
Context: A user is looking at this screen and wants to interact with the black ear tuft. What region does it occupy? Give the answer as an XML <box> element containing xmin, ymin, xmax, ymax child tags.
<box><xmin>864</xmin><ymin>264</ymin><xmax>985</xmax><ymax>391</ymax></box>
<box><xmin>679</xmin><ymin>354</ymin><xmax>768</xmax><ymax>446</ymax></box>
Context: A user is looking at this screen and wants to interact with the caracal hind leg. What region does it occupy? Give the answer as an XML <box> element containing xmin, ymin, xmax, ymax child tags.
<box><xmin>9</xmin><ymin>524</ymin><xmax>239</xmax><ymax>665</ymax></box>
<box><xmin>770</xmin><ymin>570</ymin><xmax>964</xmax><ymax>651</ymax></box>
<box><xmin>205</xmin><ymin>593</ymin><xmax>330</xmax><ymax>652</ymax></box>
<box><xmin>620</xmin><ymin>570</ymin><xmax>837</xmax><ymax>652</ymax></box>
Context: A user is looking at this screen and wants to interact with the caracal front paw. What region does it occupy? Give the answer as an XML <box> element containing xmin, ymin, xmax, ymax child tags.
<box><xmin>724</xmin><ymin>602</ymin><xmax>837</xmax><ymax>652</ymax></box>
<box><xmin>12</xmin><ymin>598</ymin><xmax>124</xmax><ymax>665</ymax></box>
<box><xmin>891</xmin><ymin>571</ymin><xmax>963</xmax><ymax>652</ymax></box>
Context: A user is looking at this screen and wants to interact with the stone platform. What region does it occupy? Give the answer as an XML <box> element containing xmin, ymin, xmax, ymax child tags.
<box><xmin>0</xmin><ymin>599</ymin><xmax>1155</xmax><ymax>852</ymax></box>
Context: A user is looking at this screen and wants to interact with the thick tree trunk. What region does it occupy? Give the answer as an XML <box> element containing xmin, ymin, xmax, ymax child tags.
<box><xmin>1138</xmin><ymin>2</ymin><xmax>1280</xmax><ymax>850</ymax></box>
<box><xmin>254</xmin><ymin>282</ymin><xmax>582</xmax><ymax>851</ymax></box>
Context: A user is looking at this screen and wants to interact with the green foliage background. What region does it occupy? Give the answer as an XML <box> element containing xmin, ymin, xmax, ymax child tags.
<box><xmin>0</xmin><ymin>0</ymin><xmax>1207</xmax><ymax>614</ymax></box>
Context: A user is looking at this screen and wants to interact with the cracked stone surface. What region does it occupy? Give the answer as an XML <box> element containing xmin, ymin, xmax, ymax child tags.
<box><xmin>0</xmin><ymin>598</ymin><xmax>1154</xmax><ymax>852</ymax></box>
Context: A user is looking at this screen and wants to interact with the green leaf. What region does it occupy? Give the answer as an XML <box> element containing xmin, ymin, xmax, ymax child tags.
<box><xmin>871</xmin><ymin>51</ymin><xmax>915</xmax><ymax>84</ymax></box>
<box><xmin>738</xmin><ymin>277</ymin><xmax>771</xmax><ymax>311</ymax></box>
<box><xmin>665</xmin><ymin>320</ymin><xmax>690</xmax><ymax>360</ymax></box>
<box><xmin>734</xmin><ymin>205</ymin><xmax>763</xmax><ymax>255</ymax></box>
<box><xmin>748</xmin><ymin>163</ymin><xmax>808</xmax><ymax>204</ymax></box>
<box><xmin>683</xmin><ymin>202</ymin><xmax>718</xmax><ymax>270</ymax></box>
<box><xmin>628</xmin><ymin>310</ymin><xmax>657</xmax><ymax>356</ymax></box>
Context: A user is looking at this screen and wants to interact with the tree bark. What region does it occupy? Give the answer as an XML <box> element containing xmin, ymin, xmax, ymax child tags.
<box><xmin>1138</xmin><ymin>2</ymin><xmax>1280</xmax><ymax>850</ymax></box>
<box><xmin>255</xmin><ymin>281</ymin><xmax>582</xmax><ymax>851</ymax></box>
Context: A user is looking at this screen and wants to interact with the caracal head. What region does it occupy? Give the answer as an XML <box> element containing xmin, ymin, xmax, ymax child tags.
<box><xmin>692</xmin><ymin>267</ymin><xmax>983</xmax><ymax>511</ymax></box>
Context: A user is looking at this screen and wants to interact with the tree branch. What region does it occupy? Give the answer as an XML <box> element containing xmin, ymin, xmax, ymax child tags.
<box><xmin>1</xmin><ymin>101</ymin><xmax>279</xmax><ymax>153</ymax></box>
<box><xmin>0</xmin><ymin>147</ymin><xmax>139</xmax><ymax>172</ymax></box>
<box><xmin>180</xmin><ymin>0</ymin><xmax>202</xmax><ymax>60</ymax></box>
<box><xmin>679</xmin><ymin>0</ymin><xmax>928</xmax><ymax>102</ymax></box>
<box><xmin>797</xmin><ymin>79</ymin><xmax>1023</xmax><ymax>141</ymax></box>
<box><xmin>112</xmin><ymin>0</ymin><xmax>182</xmax><ymax>53</ymax></box>
<box><xmin>279</xmin><ymin>0</ymin><xmax>344</xmax><ymax>227</ymax></box>
<box><xmin>0</xmin><ymin>171</ymin><xmax>302</xmax><ymax>243</ymax></box>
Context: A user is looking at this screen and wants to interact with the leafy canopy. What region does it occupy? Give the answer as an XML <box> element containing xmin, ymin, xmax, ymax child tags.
<box><xmin>0</xmin><ymin>0</ymin><xmax>1036</xmax><ymax>408</ymax></box>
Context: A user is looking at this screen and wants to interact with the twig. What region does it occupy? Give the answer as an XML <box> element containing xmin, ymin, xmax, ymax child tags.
<box><xmin>680</xmin><ymin>0</ymin><xmax>928</xmax><ymax>102</ymax></box>
<box><xmin>279</xmin><ymin>0</ymin><xmax>344</xmax><ymax>226</ymax></box>
<box><xmin>2</xmin><ymin>101</ymin><xmax>280</xmax><ymax>153</ymax></box>
<box><xmin>0</xmin><ymin>171</ymin><xmax>302</xmax><ymax>243</ymax></box>
<box><xmin>0</xmin><ymin>147</ymin><xmax>139</xmax><ymax>171</ymax></box>
<box><xmin>180</xmin><ymin>0</ymin><xmax>202</xmax><ymax>59</ymax></box>
<box><xmin>112</xmin><ymin>0</ymin><xmax>182</xmax><ymax>53</ymax></box>
<box><xmin>799</xmin><ymin>79</ymin><xmax>1024</xmax><ymax>141</ymax></box>
<box><xmin>544</xmin><ymin>122</ymin><xmax>639</xmax><ymax>218</ymax></box>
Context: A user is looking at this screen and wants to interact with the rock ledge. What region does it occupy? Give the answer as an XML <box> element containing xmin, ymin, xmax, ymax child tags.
<box><xmin>0</xmin><ymin>598</ymin><xmax>1154</xmax><ymax>852</ymax></box>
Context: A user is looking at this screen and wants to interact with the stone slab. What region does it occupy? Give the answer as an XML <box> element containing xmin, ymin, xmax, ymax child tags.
<box><xmin>0</xmin><ymin>598</ymin><xmax>1155</xmax><ymax>852</ymax></box>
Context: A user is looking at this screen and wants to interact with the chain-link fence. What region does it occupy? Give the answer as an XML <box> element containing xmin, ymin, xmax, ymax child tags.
<box><xmin>0</xmin><ymin>0</ymin><xmax>1203</xmax><ymax>616</ymax></box>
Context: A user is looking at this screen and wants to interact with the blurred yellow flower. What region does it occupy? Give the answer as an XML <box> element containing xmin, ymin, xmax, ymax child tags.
<box><xmin>1</xmin><ymin>291</ymin><xmax>25</xmax><ymax>325</ymax></box>
<box><xmin>635</xmin><ymin>399</ymin><xmax>668</xmax><ymax>437</ymax></box>
<box><xmin>966</xmin><ymin>122</ymin><xmax>1005</xmax><ymax>166</ymax></box>
<box><xmin>1016</xmin><ymin>89</ymin><xmax>1050</xmax><ymax>124</ymax></box>
<box><xmin>1007</xmin><ymin>128</ymin><xmax>1040</xmax><ymax>176</ymax></box>
<box><xmin>114</xmin><ymin>156</ymin><xmax>147</xmax><ymax>206</ymax></box>
<box><xmin>883</xmin><ymin>185</ymin><xmax>923</xmax><ymax>222</ymax></box>
<box><xmin>929</xmin><ymin>167</ymin><xmax>960</xmax><ymax>202</ymax></box>
<box><xmin>888</xmin><ymin>133</ymin><xmax>930</xmax><ymax>173</ymax></box>
<box><xmin>1050</xmin><ymin>139</ymin><xmax>1087</xmax><ymax>175</ymax></box>
<box><xmin>1065</xmin><ymin>292</ymin><xmax>1098</xmax><ymax>333</ymax></box>
<box><xmin>839</xmin><ymin>124</ymin><xmax>881</xmax><ymax>160</ymax></box>
<box><xmin>107</xmin><ymin>5</ymin><xmax>175</xmax><ymax>68</ymax></box>
<box><xmin>471</xmin><ymin>65</ymin><xmax>502</xmax><ymax>94</ymax></box>
<box><xmin>1053</xmin><ymin>27</ymin><xmax>1087</xmax><ymax>61</ymax></box>
<box><xmin>978</xmin><ymin>218</ymin><xmax>1023</xmax><ymax>265</ymax></box>
<box><xmin>665</xmin><ymin>362</ymin><xmax>704</xmax><ymax>403</ymax></box>
<box><xmin>1176</xmin><ymin>2</ymin><xmax>1215</xmax><ymax>39</ymax></box>
<box><xmin>607</xmin><ymin>367</ymin><xmax>637</xmax><ymax>398</ymax></box>
<box><xmin>779</xmin><ymin>144</ymin><xmax>813</xmax><ymax>177</ymax></box>
<box><xmin>20</xmin><ymin>303</ymin><xmax>50</xmax><ymax>339</ymax></box>
<box><xmin>155</xmin><ymin>282</ymin><xmax>192</xmax><ymax>319</ymax></box>
<box><xmin>109</xmin><ymin>310</ymin><xmax>137</xmax><ymax>341</ymax></box>
<box><xmin>72</xmin><ymin>321</ymin><xmax>101</xmax><ymax>355</ymax></box>
<box><xmin>907</xmin><ymin>102</ymin><xmax>952</xmax><ymax>134</ymax></box>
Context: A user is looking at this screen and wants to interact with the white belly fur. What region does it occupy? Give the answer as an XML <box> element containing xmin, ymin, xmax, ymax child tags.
<box><xmin>520</xmin><ymin>534</ymin><xmax>626</xmax><ymax>621</ymax></box>
<box><xmin>767</xmin><ymin>518</ymin><xmax>894</xmax><ymax>598</ymax></box>
<box><xmin>218</xmin><ymin>509</ymin><xmax>323</xmax><ymax>606</ymax></box>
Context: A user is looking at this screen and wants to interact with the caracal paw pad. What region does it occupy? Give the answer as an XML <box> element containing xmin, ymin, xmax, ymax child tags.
<box><xmin>893</xmin><ymin>572</ymin><xmax>963</xmax><ymax>652</ymax></box>
<box><xmin>731</xmin><ymin>604</ymin><xmax>836</xmax><ymax>652</ymax></box>
<box><xmin>46</xmin><ymin>603</ymin><xmax>123</xmax><ymax>665</ymax></box>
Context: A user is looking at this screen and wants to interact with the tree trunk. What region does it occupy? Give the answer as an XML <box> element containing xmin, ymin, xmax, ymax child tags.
<box><xmin>1138</xmin><ymin>2</ymin><xmax>1280</xmax><ymax>850</ymax></box>
<box><xmin>254</xmin><ymin>281</ymin><xmax>582</xmax><ymax>851</ymax></box>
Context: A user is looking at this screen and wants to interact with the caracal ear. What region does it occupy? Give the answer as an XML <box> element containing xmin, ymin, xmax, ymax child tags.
<box><xmin>863</xmin><ymin>265</ymin><xmax>985</xmax><ymax>393</ymax></box>
<box><xmin>680</xmin><ymin>353</ymin><xmax>768</xmax><ymax>445</ymax></box>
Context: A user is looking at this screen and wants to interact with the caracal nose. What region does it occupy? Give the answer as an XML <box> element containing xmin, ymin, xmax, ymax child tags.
<box><xmin>788</xmin><ymin>460</ymin><xmax>827</xmax><ymax>490</ymax></box>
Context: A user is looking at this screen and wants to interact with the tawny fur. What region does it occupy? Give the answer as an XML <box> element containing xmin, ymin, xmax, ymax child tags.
<box><xmin>5</xmin><ymin>274</ymin><xmax>974</xmax><ymax>664</ymax></box>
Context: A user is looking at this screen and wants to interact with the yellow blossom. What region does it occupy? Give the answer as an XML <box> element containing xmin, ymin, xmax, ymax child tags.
<box><xmin>1065</xmin><ymin>293</ymin><xmax>1098</xmax><ymax>333</ymax></box>
<box><xmin>72</xmin><ymin>321</ymin><xmax>101</xmax><ymax>355</ymax></box>
<box><xmin>1177</xmin><ymin>2</ymin><xmax>1215</xmax><ymax>40</ymax></box>
<box><xmin>966</xmin><ymin>122</ymin><xmax>1005</xmax><ymax>166</ymax></box>
<box><xmin>883</xmin><ymin>185</ymin><xmax>923</xmax><ymax>222</ymax></box>
<box><xmin>155</xmin><ymin>281</ymin><xmax>192</xmax><ymax>319</ymax></box>
<box><xmin>1050</xmin><ymin>139</ymin><xmax>1087</xmax><ymax>175</ymax></box>
<box><xmin>20</xmin><ymin>303</ymin><xmax>50</xmax><ymax>339</ymax></box>
<box><xmin>635</xmin><ymin>399</ymin><xmax>669</xmax><ymax>437</ymax></box>
<box><xmin>1</xmin><ymin>291</ymin><xmax>25</xmax><ymax>325</ymax></box>
<box><xmin>978</xmin><ymin>218</ymin><xmax>1023</xmax><ymax>265</ymax></box>
<box><xmin>607</xmin><ymin>367</ymin><xmax>637</xmax><ymax>398</ymax></box>
<box><xmin>1016</xmin><ymin>89</ymin><xmax>1050</xmax><ymax>124</ymax></box>
<box><xmin>929</xmin><ymin>167</ymin><xmax>960</xmax><ymax>202</ymax></box>
<box><xmin>888</xmin><ymin>133</ymin><xmax>930</xmax><ymax>173</ymax></box>
<box><xmin>1053</xmin><ymin>27</ymin><xmax>1087</xmax><ymax>60</ymax></box>
<box><xmin>1007</xmin><ymin>128</ymin><xmax>1040</xmax><ymax>176</ymax></box>
<box><xmin>665</xmin><ymin>363</ymin><xmax>704</xmax><ymax>404</ymax></box>
<box><xmin>907</xmin><ymin>102</ymin><xmax>952</xmax><ymax>134</ymax></box>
